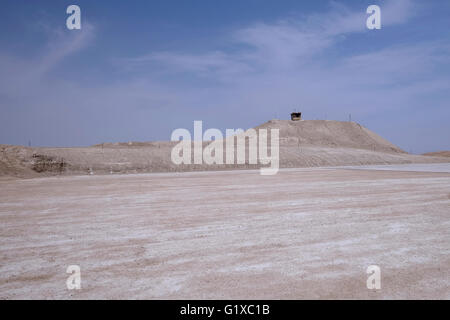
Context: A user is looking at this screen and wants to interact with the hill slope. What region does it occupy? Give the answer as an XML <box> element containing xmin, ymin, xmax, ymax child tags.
<box><xmin>256</xmin><ymin>120</ymin><xmax>404</xmax><ymax>153</ymax></box>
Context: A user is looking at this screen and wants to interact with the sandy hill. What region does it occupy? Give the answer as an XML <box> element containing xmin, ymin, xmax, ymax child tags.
<box><xmin>256</xmin><ymin>120</ymin><xmax>404</xmax><ymax>153</ymax></box>
<box><xmin>1</xmin><ymin>120</ymin><xmax>448</xmax><ymax>178</ymax></box>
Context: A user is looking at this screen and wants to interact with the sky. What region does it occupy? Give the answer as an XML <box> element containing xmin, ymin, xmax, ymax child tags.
<box><xmin>0</xmin><ymin>0</ymin><xmax>449</xmax><ymax>153</ymax></box>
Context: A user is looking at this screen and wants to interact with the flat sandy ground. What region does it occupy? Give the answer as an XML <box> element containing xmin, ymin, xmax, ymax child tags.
<box><xmin>0</xmin><ymin>164</ymin><xmax>449</xmax><ymax>299</ymax></box>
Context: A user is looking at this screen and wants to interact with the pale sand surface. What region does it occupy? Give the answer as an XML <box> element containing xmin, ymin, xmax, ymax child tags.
<box><xmin>334</xmin><ymin>163</ymin><xmax>450</xmax><ymax>173</ymax></box>
<box><xmin>0</xmin><ymin>165</ymin><xmax>449</xmax><ymax>299</ymax></box>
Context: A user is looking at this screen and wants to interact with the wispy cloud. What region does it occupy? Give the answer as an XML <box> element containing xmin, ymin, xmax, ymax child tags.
<box><xmin>38</xmin><ymin>23</ymin><xmax>95</xmax><ymax>74</ymax></box>
<box><xmin>121</xmin><ymin>0</ymin><xmax>417</xmax><ymax>77</ymax></box>
<box><xmin>0</xmin><ymin>22</ymin><xmax>95</xmax><ymax>97</ymax></box>
<box><xmin>112</xmin><ymin>0</ymin><xmax>447</xmax><ymax>112</ymax></box>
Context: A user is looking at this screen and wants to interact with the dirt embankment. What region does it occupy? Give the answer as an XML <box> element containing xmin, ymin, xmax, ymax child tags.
<box><xmin>1</xmin><ymin>120</ymin><xmax>448</xmax><ymax>178</ymax></box>
<box><xmin>423</xmin><ymin>151</ymin><xmax>450</xmax><ymax>158</ymax></box>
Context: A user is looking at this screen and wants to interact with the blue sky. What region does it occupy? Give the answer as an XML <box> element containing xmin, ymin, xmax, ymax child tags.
<box><xmin>0</xmin><ymin>0</ymin><xmax>449</xmax><ymax>153</ymax></box>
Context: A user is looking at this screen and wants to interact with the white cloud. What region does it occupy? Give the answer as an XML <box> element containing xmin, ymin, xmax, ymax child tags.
<box><xmin>38</xmin><ymin>23</ymin><xmax>95</xmax><ymax>74</ymax></box>
<box><xmin>0</xmin><ymin>22</ymin><xmax>95</xmax><ymax>98</ymax></box>
<box><xmin>121</xmin><ymin>0</ymin><xmax>417</xmax><ymax>77</ymax></box>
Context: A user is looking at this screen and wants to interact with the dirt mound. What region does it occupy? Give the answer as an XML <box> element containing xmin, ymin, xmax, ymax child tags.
<box><xmin>1</xmin><ymin>121</ymin><xmax>448</xmax><ymax>178</ymax></box>
<box><xmin>423</xmin><ymin>151</ymin><xmax>450</xmax><ymax>157</ymax></box>
<box><xmin>256</xmin><ymin>120</ymin><xmax>405</xmax><ymax>153</ymax></box>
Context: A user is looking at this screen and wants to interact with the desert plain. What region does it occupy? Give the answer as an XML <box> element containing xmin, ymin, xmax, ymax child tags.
<box><xmin>0</xmin><ymin>164</ymin><xmax>449</xmax><ymax>299</ymax></box>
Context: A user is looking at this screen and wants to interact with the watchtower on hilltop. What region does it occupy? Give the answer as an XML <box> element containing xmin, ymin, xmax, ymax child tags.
<box><xmin>291</xmin><ymin>112</ymin><xmax>302</xmax><ymax>121</ymax></box>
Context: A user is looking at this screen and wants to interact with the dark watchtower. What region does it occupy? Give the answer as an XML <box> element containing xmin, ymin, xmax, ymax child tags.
<box><xmin>291</xmin><ymin>112</ymin><xmax>302</xmax><ymax>121</ymax></box>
